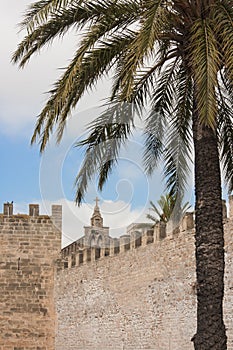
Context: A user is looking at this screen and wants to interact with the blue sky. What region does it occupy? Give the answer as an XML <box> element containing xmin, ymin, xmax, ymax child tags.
<box><xmin>0</xmin><ymin>1</ymin><xmax>195</xmax><ymax>247</ymax></box>
<box><xmin>0</xmin><ymin>134</ymin><xmax>40</xmax><ymax>203</ymax></box>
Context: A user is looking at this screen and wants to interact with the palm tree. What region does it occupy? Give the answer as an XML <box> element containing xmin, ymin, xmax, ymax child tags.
<box><xmin>147</xmin><ymin>192</ymin><xmax>190</xmax><ymax>224</ymax></box>
<box><xmin>13</xmin><ymin>1</ymin><xmax>233</xmax><ymax>348</ymax></box>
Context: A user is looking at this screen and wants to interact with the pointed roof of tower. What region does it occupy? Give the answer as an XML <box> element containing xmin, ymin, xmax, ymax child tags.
<box><xmin>94</xmin><ymin>197</ymin><xmax>100</xmax><ymax>211</ymax></box>
<box><xmin>91</xmin><ymin>197</ymin><xmax>103</xmax><ymax>227</ymax></box>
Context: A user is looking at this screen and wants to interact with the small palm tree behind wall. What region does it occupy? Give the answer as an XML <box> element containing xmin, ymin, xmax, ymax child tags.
<box><xmin>147</xmin><ymin>192</ymin><xmax>190</xmax><ymax>225</ymax></box>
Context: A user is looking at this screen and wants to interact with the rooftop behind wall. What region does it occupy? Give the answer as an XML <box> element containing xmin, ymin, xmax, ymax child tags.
<box><xmin>0</xmin><ymin>202</ymin><xmax>62</xmax><ymax>350</ymax></box>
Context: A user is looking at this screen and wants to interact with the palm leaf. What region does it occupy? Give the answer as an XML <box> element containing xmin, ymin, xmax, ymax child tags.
<box><xmin>20</xmin><ymin>0</ymin><xmax>74</xmax><ymax>32</ymax></box>
<box><xmin>162</xmin><ymin>61</ymin><xmax>192</xmax><ymax>197</ymax></box>
<box><xmin>189</xmin><ymin>18</ymin><xmax>221</xmax><ymax>128</ymax></box>
<box><xmin>13</xmin><ymin>0</ymin><xmax>140</xmax><ymax>68</ymax></box>
<box><xmin>217</xmin><ymin>79</ymin><xmax>233</xmax><ymax>192</ymax></box>
<box><xmin>147</xmin><ymin>193</ymin><xmax>190</xmax><ymax>224</ymax></box>
<box><xmin>143</xmin><ymin>58</ymin><xmax>180</xmax><ymax>175</ymax></box>
<box><xmin>31</xmin><ymin>31</ymin><xmax>136</xmax><ymax>151</ymax></box>
<box><xmin>213</xmin><ymin>0</ymin><xmax>233</xmax><ymax>85</ymax></box>
<box><xmin>111</xmin><ymin>0</ymin><xmax>170</xmax><ymax>101</ymax></box>
<box><xmin>74</xmin><ymin>101</ymin><xmax>135</xmax><ymax>204</ymax></box>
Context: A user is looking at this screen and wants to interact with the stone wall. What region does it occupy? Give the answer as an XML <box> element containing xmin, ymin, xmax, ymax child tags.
<box><xmin>1</xmin><ymin>199</ymin><xmax>233</xmax><ymax>350</ymax></box>
<box><xmin>55</xmin><ymin>212</ymin><xmax>233</xmax><ymax>350</ymax></box>
<box><xmin>0</xmin><ymin>204</ymin><xmax>61</xmax><ymax>350</ymax></box>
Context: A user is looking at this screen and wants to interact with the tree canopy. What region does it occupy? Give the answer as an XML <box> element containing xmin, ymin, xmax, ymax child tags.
<box><xmin>12</xmin><ymin>0</ymin><xmax>233</xmax><ymax>204</ymax></box>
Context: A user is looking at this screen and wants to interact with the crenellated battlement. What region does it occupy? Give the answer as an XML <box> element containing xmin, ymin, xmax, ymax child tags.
<box><xmin>0</xmin><ymin>202</ymin><xmax>62</xmax><ymax>230</ymax></box>
<box><xmin>61</xmin><ymin>211</ymin><xmax>195</xmax><ymax>269</ymax></box>
<box><xmin>60</xmin><ymin>198</ymin><xmax>232</xmax><ymax>271</ymax></box>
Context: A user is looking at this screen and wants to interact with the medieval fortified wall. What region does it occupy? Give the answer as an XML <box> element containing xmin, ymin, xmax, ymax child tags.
<box><xmin>1</xmin><ymin>198</ymin><xmax>233</xmax><ymax>350</ymax></box>
<box><xmin>56</xmin><ymin>197</ymin><xmax>233</xmax><ymax>350</ymax></box>
<box><xmin>0</xmin><ymin>203</ymin><xmax>61</xmax><ymax>350</ymax></box>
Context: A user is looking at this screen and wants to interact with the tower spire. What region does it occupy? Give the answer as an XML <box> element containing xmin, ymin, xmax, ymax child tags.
<box><xmin>95</xmin><ymin>197</ymin><xmax>99</xmax><ymax>209</ymax></box>
<box><xmin>90</xmin><ymin>197</ymin><xmax>103</xmax><ymax>227</ymax></box>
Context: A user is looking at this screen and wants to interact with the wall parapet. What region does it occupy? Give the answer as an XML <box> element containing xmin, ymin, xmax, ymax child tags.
<box><xmin>0</xmin><ymin>202</ymin><xmax>62</xmax><ymax>234</ymax></box>
<box><xmin>59</xmin><ymin>197</ymin><xmax>233</xmax><ymax>271</ymax></box>
<box><xmin>61</xmin><ymin>211</ymin><xmax>196</xmax><ymax>270</ymax></box>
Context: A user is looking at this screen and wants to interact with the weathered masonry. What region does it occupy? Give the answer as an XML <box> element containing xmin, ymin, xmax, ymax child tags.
<box><xmin>1</xmin><ymin>198</ymin><xmax>233</xmax><ymax>350</ymax></box>
<box><xmin>56</xmin><ymin>198</ymin><xmax>233</xmax><ymax>350</ymax></box>
<box><xmin>0</xmin><ymin>203</ymin><xmax>61</xmax><ymax>350</ymax></box>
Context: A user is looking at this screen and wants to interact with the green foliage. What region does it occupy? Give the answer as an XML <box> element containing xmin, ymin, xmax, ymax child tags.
<box><xmin>13</xmin><ymin>0</ymin><xmax>233</xmax><ymax>204</ymax></box>
<box><xmin>147</xmin><ymin>192</ymin><xmax>190</xmax><ymax>224</ymax></box>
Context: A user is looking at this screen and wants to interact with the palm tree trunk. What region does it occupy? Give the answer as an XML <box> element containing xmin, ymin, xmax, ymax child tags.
<box><xmin>191</xmin><ymin>113</ymin><xmax>227</xmax><ymax>349</ymax></box>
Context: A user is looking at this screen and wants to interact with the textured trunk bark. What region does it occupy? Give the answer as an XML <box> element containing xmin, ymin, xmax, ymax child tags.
<box><xmin>191</xmin><ymin>113</ymin><xmax>227</xmax><ymax>349</ymax></box>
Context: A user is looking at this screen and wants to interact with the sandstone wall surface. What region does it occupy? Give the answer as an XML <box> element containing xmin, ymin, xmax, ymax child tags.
<box><xmin>55</xmin><ymin>219</ymin><xmax>233</xmax><ymax>350</ymax></box>
<box><xmin>0</xmin><ymin>206</ymin><xmax>61</xmax><ymax>350</ymax></box>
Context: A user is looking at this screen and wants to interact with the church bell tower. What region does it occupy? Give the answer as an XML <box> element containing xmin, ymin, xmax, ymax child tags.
<box><xmin>90</xmin><ymin>197</ymin><xmax>103</xmax><ymax>228</ymax></box>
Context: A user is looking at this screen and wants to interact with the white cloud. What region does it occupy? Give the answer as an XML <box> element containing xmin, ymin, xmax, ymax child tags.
<box><xmin>0</xmin><ymin>1</ymin><xmax>111</xmax><ymax>136</ymax></box>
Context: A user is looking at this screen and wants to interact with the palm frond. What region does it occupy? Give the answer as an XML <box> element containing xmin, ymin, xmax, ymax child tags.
<box><xmin>189</xmin><ymin>18</ymin><xmax>221</xmax><ymax>127</ymax></box>
<box><xmin>20</xmin><ymin>0</ymin><xmax>73</xmax><ymax>31</ymax></box>
<box><xmin>163</xmin><ymin>129</ymin><xmax>191</xmax><ymax>198</ymax></box>
<box><xmin>146</xmin><ymin>213</ymin><xmax>159</xmax><ymax>223</ymax></box>
<box><xmin>13</xmin><ymin>7</ymin><xmax>84</xmax><ymax>67</ymax></box>
<box><xmin>217</xmin><ymin>79</ymin><xmax>233</xmax><ymax>192</ymax></box>
<box><xmin>31</xmin><ymin>31</ymin><xmax>136</xmax><ymax>151</ymax></box>
<box><xmin>111</xmin><ymin>0</ymin><xmax>170</xmax><ymax>101</ymax></box>
<box><xmin>162</xmin><ymin>61</ymin><xmax>193</xmax><ymax>197</ymax></box>
<box><xmin>74</xmin><ymin>102</ymin><xmax>135</xmax><ymax>204</ymax></box>
<box><xmin>173</xmin><ymin>62</ymin><xmax>193</xmax><ymax>145</ymax></box>
<box><xmin>147</xmin><ymin>192</ymin><xmax>190</xmax><ymax>224</ymax></box>
<box><xmin>131</xmin><ymin>49</ymin><xmax>178</xmax><ymax>111</ymax></box>
<box><xmin>14</xmin><ymin>0</ymin><xmax>233</xmax><ymax>211</ymax></box>
<box><xmin>13</xmin><ymin>0</ymin><xmax>142</xmax><ymax>68</ymax></box>
<box><xmin>143</xmin><ymin>58</ymin><xmax>180</xmax><ymax>175</ymax></box>
<box><xmin>213</xmin><ymin>0</ymin><xmax>233</xmax><ymax>85</ymax></box>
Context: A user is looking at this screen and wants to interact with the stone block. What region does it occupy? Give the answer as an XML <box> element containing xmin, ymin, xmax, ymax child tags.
<box><xmin>110</xmin><ymin>238</ymin><xmax>120</xmax><ymax>256</ymax></box>
<box><xmin>181</xmin><ymin>212</ymin><xmax>194</xmax><ymax>232</ymax></box>
<box><xmin>119</xmin><ymin>235</ymin><xmax>130</xmax><ymax>253</ymax></box>
<box><xmin>154</xmin><ymin>222</ymin><xmax>166</xmax><ymax>241</ymax></box>
<box><xmin>3</xmin><ymin>203</ymin><xmax>13</xmax><ymax>216</ymax></box>
<box><xmin>29</xmin><ymin>204</ymin><xmax>39</xmax><ymax>217</ymax></box>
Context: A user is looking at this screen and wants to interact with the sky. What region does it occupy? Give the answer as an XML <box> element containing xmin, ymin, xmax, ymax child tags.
<box><xmin>0</xmin><ymin>1</ymin><xmax>195</xmax><ymax>247</ymax></box>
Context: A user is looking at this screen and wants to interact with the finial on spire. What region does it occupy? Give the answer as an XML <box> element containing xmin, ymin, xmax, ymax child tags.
<box><xmin>95</xmin><ymin>197</ymin><xmax>99</xmax><ymax>208</ymax></box>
